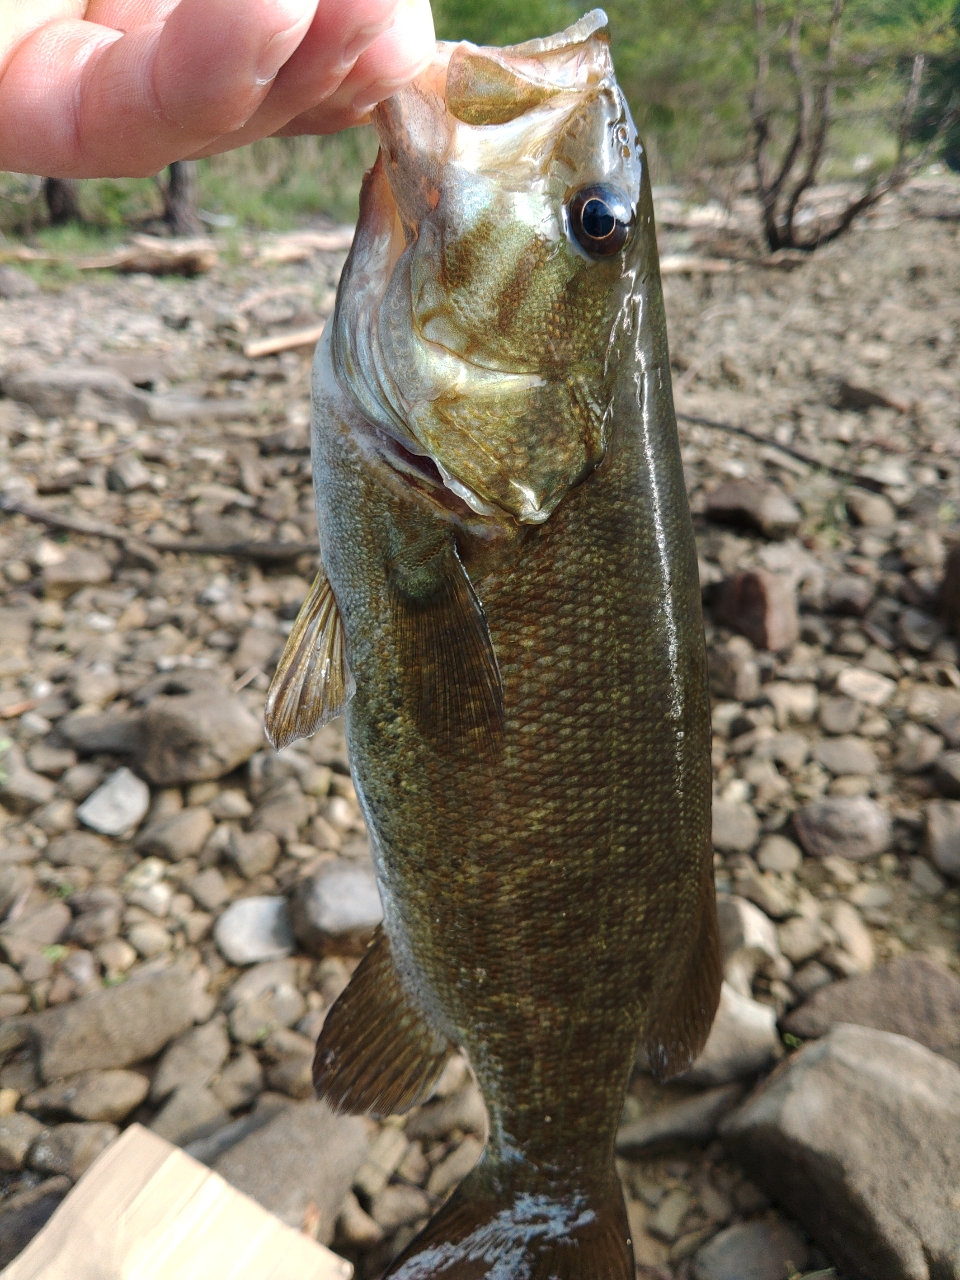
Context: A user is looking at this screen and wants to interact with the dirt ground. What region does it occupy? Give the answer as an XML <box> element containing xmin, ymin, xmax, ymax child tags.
<box><xmin>0</xmin><ymin>173</ymin><xmax>959</xmax><ymax>1278</ymax></box>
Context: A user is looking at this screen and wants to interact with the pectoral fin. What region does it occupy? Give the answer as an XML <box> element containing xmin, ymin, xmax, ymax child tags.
<box><xmin>314</xmin><ymin>925</ymin><xmax>454</xmax><ymax>1118</ymax></box>
<box><xmin>391</xmin><ymin>544</ymin><xmax>505</xmax><ymax>764</ymax></box>
<box><xmin>264</xmin><ymin>567</ymin><xmax>353</xmax><ymax>751</ymax></box>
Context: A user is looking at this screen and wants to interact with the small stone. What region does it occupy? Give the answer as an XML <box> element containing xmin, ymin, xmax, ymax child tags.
<box><xmin>0</xmin><ymin>744</ymin><xmax>57</xmax><ymax>813</ymax></box>
<box><xmin>290</xmin><ymin>860</ymin><xmax>383</xmax><ymax>956</ymax></box>
<box><xmin>776</xmin><ymin>916</ymin><xmax>827</xmax><ymax>966</ymax></box>
<box><xmin>136</xmin><ymin>683</ymin><xmax>264</xmax><ymax>785</ymax></box>
<box><xmin>791</xmin><ymin>960</ymin><xmax>834</xmax><ymax>997</ymax></box>
<box><xmin>2</xmin><ymin>364</ymin><xmax>147</xmax><ymax>420</ymax></box>
<box><xmin>692</xmin><ymin>1220</ymin><xmax>808</xmax><ymax>1280</ymax></box>
<box><xmin>720</xmin><ymin>1023</ymin><xmax>960</xmax><ymax>1280</ymax></box>
<box><xmin>214</xmin><ymin>896</ymin><xmax>294</xmax><ymax>965</ymax></box>
<box><xmin>709</xmin><ymin>638</ymin><xmax>761</xmax><ymax>702</ymax></box>
<box><xmin>763</xmin><ymin>681</ymin><xmax>818</xmax><ymax>728</ymax></box>
<box><xmin>337</xmin><ymin>1191</ymin><xmax>384</xmax><ymax>1247</ymax></box>
<box><xmin>821</xmin><ymin>900</ymin><xmax>875</xmax><ymax>974</ymax></box>
<box><xmin>126</xmin><ymin>920</ymin><xmax>172</xmax><ymax>958</ymax></box>
<box><xmin>836</xmin><ymin>666</ymin><xmax>896</xmax><ymax>707</ymax></box>
<box><xmin>647</xmin><ymin>1186</ymin><xmax>693</xmax><ymax>1243</ymax></box>
<box><xmin>106</xmin><ymin>453</ymin><xmax>153</xmax><ymax>493</ymax></box>
<box><xmin>925</xmin><ymin>800</ymin><xmax>960</xmax><ymax>879</ymax></box>
<box><xmin>712</xmin><ymin>800</ymin><xmax>760</xmax><ymax>854</ymax></box>
<box><xmin>705</xmin><ymin>480</ymin><xmax>802</xmax><ymax>540</ymax></box>
<box><xmin>895</xmin><ymin>723</ymin><xmax>946</xmax><ymax>773</ymax></box>
<box><xmin>151</xmin><ymin>1021</ymin><xmax>231</xmax><ymax>1103</ymax></box>
<box><xmin>783</xmin><ymin>954</ymin><xmax>960</xmax><ymax>1061</ymax></box>
<box><xmin>45</xmin><ymin>832</ymin><xmax>111</xmax><ymax>871</ymax></box>
<box><xmin>226</xmin><ymin>959</ymin><xmax>306</xmax><ymax>1045</ymax></box>
<box><xmin>819</xmin><ymin>696</ymin><xmax>862</xmax><ymax>736</ymax></box>
<box><xmin>933</xmin><ymin>751</ymin><xmax>960</xmax><ymax>799</ymax></box>
<box><xmin>187</xmin><ymin>868</ymin><xmax>229</xmax><ymax>911</ymax></box>
<box><xmin>715</xmin><ymin>570</ymin><xmax>799</xmax><ymax>652</ymax></box>
<box><xmin>75</xmin><ymin>767</ymin><xmax>149</xmax><ymax>836</ymax></box>
<box><xmin>24</xmin><ymin>1069</ymin><xmax>148</xmax><ymax>1123</ymax></box>
<box><xmin>406</xmin><ymin>1080</ymin><xmax>487</xmax><ymax>1141</ymax></box>
<box><xmin>617</xmin><ymin>1083</ymin><xmax>745</xmax><ymax>1157</ymax></box>
<box><xmin>213</xmin><ymin>1098</ymin><xmax>368</xmax><ymax>1242</ymax></box>
<box><xmin>42</xmin><ymin>549</ymin><xmax>112</xmax><ymax>601</ymax></box>
<box><xmin>251</xmin><ymin>784</ymin><xmax>313</xmax><ymax>845</ymax></box>
<box><xmin>26</xmin><ymin>745</ymin><xmax>77</xmax><ymax>778</ymax></box>
<box><xmin>95</xmin><ymin>938</ymin><xmax>137</xmax><ymax>977</ymax></box>
<box><xmin>212</xmin><ymin>1050</ymin><xmax>264</xmax><ymax>1111</ymax></box>
<box><xmin>716</xmin><ymin>895</ymin><xmax>783</xmax><ymax>997</ymax></box>
<box><xmin>846</xmin><ymin>489</ymin><xmax>895</xmax><ymax>528</ymax></box>
<box><xmin>370</xmin><ymin>1183</ymin><xmax>433</xmax><ymax>1232</ymax></box>
<box><xmin>909</xmin><ymin>856</ymin><xmax>947</xmax><ymax>898</ymax></box>
<box><xmin>426</xmin><ymin>1134</ymin><xmax>483</xmax><ymax>1197</ymax></box>
<box><xmin>228</xmin><ymin>830</ymin><xmax>281</xmax><ymax>879</ymax></box>
<box><xmin>29</xmin><ymin>1120</ymin><xmax>118</xmax><ymax>1178</ymax></box>
<box><xmin>354</xmin><ymin>1125</ymin><xmax>411</xmax><ymax>1199</ymax></box>
<box><xmin>208</xmin><ymin>790</ymin><xmax>253</xmax><ymax>820</ymax></box>
<box><xmin>756</xmin><ymin>835</ymin><xmax>802</xmax><ymax>874</ymax></box>
<box><xmin>812</xmin><ymin>736</ymin><xmax>879</xmax><ymax>776</ymax></box>
<box><xmin>682</xmin><ymin>983</ymin><xmax>781</xmax><ymax>1086</ymax></box>
<box><xmin>825</xmin><ymin>574</ymin><xmax>875</xmax><ymax>616</ymax></box>
<box><xmin>58</xmin><ymin>763</ymin><xmax>106</xmax><ymax>802</ymax></box>
<box><xmin>0</xmin><ymin>1113</ymin><xmax>46</xmax><ymax>1171</ymax></box>
<box><xmin>0</xmin><ymin>266</ymin><xmax>39</xmax><ymax>298</ymax></box>
<box><xmin>898</xmin><ymin>607</ymin><xmax>945</xmax><ymax>653</ymax></box>
<box><xmin>150</xmin><ymin>1083</ymin><xmax>229</xmax><ymax>1146</ymax></box>
<box><xmin>136</xmin><ymin>807</ymin><xmax>215</xmax><ymax>861</ymax></box>
<box><xmin>793</xmin><ymin>795</ymin><xmax>892</xmax><ymax>861</ymax></box>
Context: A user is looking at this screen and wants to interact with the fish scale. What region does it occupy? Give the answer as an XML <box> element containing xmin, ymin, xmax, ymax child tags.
<box><xmin>264</xmin><ymin>11</ymin><xmax>720</xmax><ymax>1278</ymax></box>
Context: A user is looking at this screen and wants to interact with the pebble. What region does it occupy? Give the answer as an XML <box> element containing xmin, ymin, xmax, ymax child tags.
<box><xmin>712</xmin><ymin>800</ymin><xmax>760</xmax><ymax>854</ymax></box>
<box><xmin>835</xmin><ymin>666</ymin><xmax>896</xmax><ymax>707</ymax></box>
<box><xmin>895</xmin><ymin>723</ymin><xmax>946</xmax><ymax>773</ymax></box>
<box><xmin>24</xmin><ymin>1070</ymin><xmax>149</xmax><ymax>1123</ymax></box>
<box><xmin>616</xmin><ymin>1083</ymin><xmax>745</xmax><ymax>1156</ymax></box>
<box><xmin>716</xmin><ymin>894</ymin><xmax>783</xmax><ymax>996</ymax></box>
<box><xmin>0</xmin><ymin>1113</ymin><xmax>46</xmax><ymax>1171</ymax></box>
<box><xmin>187</xmin><ymin>867</ymin><xmax>230</xmax><ymax>911</ymax></box>
<box><xmin>290</xmin><ymin>860</ymin><xmax>384</xmax><ymax>955</ymax></box>
<box><xmin>425</xmin><ymin>1134</ymin><xmax>483</xmax><ymax>1197</ymax></box>
<box><xmin>793</xmin><ymin>795</ymin><xmax>892</xmax><ymax>861</ymax></box>
<box><xmin>704</xmin><ymin>480</ymin><xmax>801</xmax><ymax>541</ymax></box>
<box><xmin>29</xmin><ymin>1120</ymin><xmax>118</xmax><ymax>1179</ymax></box>
<box><xmin>933</xmin><ymin>750</ymin><xmax>960</xmax><ymax>799</ymax></box>
<box><xmin>136</xmin><ymin>807</ymin><xmax>215</xmax><ymax>861</ymax></box>
<box><xmin>226</xmin><ymin>959</ymin><xmax>306</xmax><ymax>1044</ymax></box>
<box><xmin>756</xmin><ymin>835</ymin><xmax>802</xmax><ymax>874</ymax></box>
<box><xmin>75</xmin><ymin>767</ymin><xmax>150</xmax><ymax>837</ymax></box>
<box><xmin>150</xmin><ymin>1020</ymin><xmax>230</xmax><ymax>1103</ymax></box>
<box><xmin>715</xmin><ymin>569</ymin><xmax>799</xmax><ymax>653</ymax></box>
<box><xmin>924</xmin><ymin>800</ymin><xmax>960</xmax><ymax>879</ymax></box>
<box><xmin>211</xmin><ymin>1049</ymin><xmax>264</xmax><ymax>1112</ymax></box>
<box><xmin>150</xmin><ymin>1083</ymin><xmax>229</xmax><ymax>1146</ymax></box>
<box><xmin>370</xmin><ymin>1183</ymin><xmax>433</xmax><ymax>1232</ymax></box>
<box><xmin>213</xmin><ymin>895</ymin><xmax>295</xmax><ymax>965</ymax></box>
<box><xmin>136</xmin><ymin>685</ymin><xmax>264</xmax><ymax>785</ymax></box>
<box><xmin>682</xmin><ymin>983</ymin><xmax>781</xmax><ymax>1085</ymax></box>
<box><xmin>647</xmin><ymin>1186</ymin><xmax>693</xmax><ymax>1242</ymax></box>
<box><xmin>0</xmin><ymin>1177</ymin><xmax>70</xmax><ymax>1269</ymax></box>
<box><xmin>692</xmin><ymin>1220</ymin><xmax>808</xmax><ymax>1280</ymax></box>
<box><xmin>228</xmin><ymin>830</ymin><xmax>281</xmax><ymax>879</ymax></box>
<box><xmin>812</xmin><ymin>735</ymin><xmax>878</xmax><ymax>776</ymax></box>
<box><xmin>721</xmin><ymin>1023</ymin><xmax>960</xmax><ymax>1280</ymax></box>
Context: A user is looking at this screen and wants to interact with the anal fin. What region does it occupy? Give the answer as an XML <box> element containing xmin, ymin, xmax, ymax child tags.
<box><xmin>391</xmin><ymin>542</ymin><xmax>504</xmax><ymax>764</ymax></box>
<box><xmin>640</xmin><ymin>852</ymin><xmax>723</xmax><ymax>1081</ymax></box>
<box><xmin>314</xmin><ymin>925</ymin><xmax>454</xmax><ymax>1118</ymax></box>
<box><xmin>264</xmin><ymin>566</ymin><xmax>353</xmax><ymax>751</ymax></box>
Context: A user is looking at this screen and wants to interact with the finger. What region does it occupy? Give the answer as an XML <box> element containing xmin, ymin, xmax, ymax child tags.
<box><xmin>82</xmin><ymin>1</ymin><xmax>181</xmax><ymax>30</ymax></box>
<box><xmin>188</xmin><ymin>0</ymin><xmax>434</xmax><ymax>156</ymax></box>
<box><xmin>0</xmin><ymin>0</ymin><xmax>397</xmax><ymax>177</ymax></box>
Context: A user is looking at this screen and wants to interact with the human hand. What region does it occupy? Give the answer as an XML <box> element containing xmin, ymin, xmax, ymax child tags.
<box><xmin>0</xmin><ymin>0</ymin><xmax>435</xmax><ymax>178</ymax></box>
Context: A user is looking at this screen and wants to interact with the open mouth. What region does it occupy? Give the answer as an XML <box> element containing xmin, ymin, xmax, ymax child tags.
<box><xmin>374</xmin><ymin>428</ymin><xmax>500</xmax><ymax>519</ymax></box>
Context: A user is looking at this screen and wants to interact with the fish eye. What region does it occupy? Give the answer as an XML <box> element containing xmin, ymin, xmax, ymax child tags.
<box><xmin>566</xmin><ymin>185</ymin><xmax>632</xmax><ymax>257</ymax></box>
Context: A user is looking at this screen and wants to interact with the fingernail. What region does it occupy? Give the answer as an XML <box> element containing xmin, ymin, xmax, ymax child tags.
<box><xmin>341</xmin><ymin>21</ymin><xmax>392</xmax><ymax>68</ymax></box>
<box><xmin>256</xmin><ymin>0</ymin><xmax>320</xmax><ymax>84</ymax></box>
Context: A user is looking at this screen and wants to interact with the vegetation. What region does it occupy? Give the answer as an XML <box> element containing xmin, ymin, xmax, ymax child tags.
<box><xmin>0</xmin><ymin>1</ymin><xmax>957</xmax><ymax>243</ymax></box>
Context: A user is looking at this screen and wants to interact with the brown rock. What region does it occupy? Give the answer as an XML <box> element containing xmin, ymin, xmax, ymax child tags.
<box><xmin>29</xmin><ymin>1121</ymin><xmax>118</xmax><ymax>1179</ymax></box>
<box><xmin>136</xmin><ymin>685</ymin><xmax>264</xmax><ymax>785</ymax></box>
<box><xmin>705</xmin><ymin>480</ymin><xmax>802</xmax><ymax>540</ymax></box>
<box><xmin>714</xmin><ymin>570</ymin><xmax>799</xmax><ymax>652</ymax></box>
<box><xmin>41</xmin><ymin>549</ymin><xmax>112</xmax><ymax>600</ymax></box>
<box><xmin>783</xmin><ymin>955</ymin><xmax>960</xmax><ymax>1064</ymax></box>
<box><xmin>136</xmin><ymin>807</ymin><xmax>215</xmax><ymax>861</ymax></box>
<box><xmin>938</xmin><ymin>543</ymin><xmax>960</xmax><ymax>638</ymax></box>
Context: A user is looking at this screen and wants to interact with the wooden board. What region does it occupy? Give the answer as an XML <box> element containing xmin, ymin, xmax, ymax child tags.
<box><xmin>1</xmin><ymin>1124</ymin><xmax>352</xmax><ymax>1280</ymax></box>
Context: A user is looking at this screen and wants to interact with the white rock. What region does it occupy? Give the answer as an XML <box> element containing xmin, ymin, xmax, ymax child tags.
<box><xmin>682</xmin><ymin>982</ymin><xmax>782</xmax><ymax>1085</ymax></box>
<box><xmin>835</xmin><ymin>666</ymin><xmax>896</xmax><ymax>707</ymax></box>
<box><xmin>214</xmin><ymin>896</ymin><xmax>295</xmax><ymax>966</ymax></box>
<box><xmin>717</xmin><ymin>895</ymin><xmax>784</xmax><ymax>998</ymax></box>
<box><xmin>76</xmin><ymin>767</ymin><xmax>149</xmax><ymax>836</ymax></box>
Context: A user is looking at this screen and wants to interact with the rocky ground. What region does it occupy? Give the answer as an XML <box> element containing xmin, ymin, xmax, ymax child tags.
<box><xmin>0</xmin><ymin>174</ymin><xmax>959</xmax><ymax>1280</ymax></box>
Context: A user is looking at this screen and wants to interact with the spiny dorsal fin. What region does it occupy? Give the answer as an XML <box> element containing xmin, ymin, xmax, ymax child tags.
<box><xmin>314</xmin><ymin>926</ymin><xmax>454</xmax><ymax>1118</ymax></box>
<box><xmin>264</xmin><ymin>567</ymin><xmax>353</xmax><ymax>751</ymax></box>
<box><xmin>640</xmin><ymin>851</ymin><xmax>723</xmax><ymax>1080</ymax></box>
<box><xmin>391</xmin><ymin>544</ymin><xmax>505</xmax><ymax>764</ymax></box>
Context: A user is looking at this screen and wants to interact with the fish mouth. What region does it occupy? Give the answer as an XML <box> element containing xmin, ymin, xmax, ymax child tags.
<box><xmin>373</xmin><ymin>426</ymin><xmax>504</xmax><ymax>521</ymax></box>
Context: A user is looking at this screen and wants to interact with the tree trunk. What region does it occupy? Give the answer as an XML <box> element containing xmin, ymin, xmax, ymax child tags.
<box><xmin>43</xmin><ymin>178</ymin><xmax>82</xmax><ymax>225</ymax></box>
<box><xmin>162</xmin><ymin>161</ymin><xmax>204</xmax><ymax>236</ymax></box>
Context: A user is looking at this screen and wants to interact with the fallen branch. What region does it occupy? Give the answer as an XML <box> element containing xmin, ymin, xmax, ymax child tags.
<box><xmin>253</xmin><ymin>228</ymin><xmax>355</xmax><ymax>265</ymax></box>
<box><xmin>675</xmin><ymin>411</ymin><xmax>886</xmax><ymax>492</ymax></box>
<box><xmin>244</xmin><ymin>323</ymin><xmax>326</xmax><ymax>359</ymax></box>
<box><xmin>0</xmin><ymin>495</ymin><xmax>318</xmax><ymax>565</ymax></box>
<box><xmin>660</xmin><ymin>255</ymin><xmax>734</xmax><ymax>275</ymax></box>
<box><xmin>75</xmin><ymin>235</ymin><xmax>218</xmax><ymax>276</ymax></box>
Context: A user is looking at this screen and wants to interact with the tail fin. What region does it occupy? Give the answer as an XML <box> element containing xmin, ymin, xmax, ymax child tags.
<box><xmin>385</xmin><ymin>1164</ymin><xmax>633</xmax><ymax>1280</ymax></box>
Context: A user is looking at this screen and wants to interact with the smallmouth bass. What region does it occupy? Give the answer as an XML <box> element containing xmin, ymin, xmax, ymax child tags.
<box><xmin>266</xmin><ymin>11</ymin><xmax>721</xmax><ymax>1278</ymax></box>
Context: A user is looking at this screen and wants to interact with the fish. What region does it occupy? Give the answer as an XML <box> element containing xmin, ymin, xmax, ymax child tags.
<box><xmin>265</xmin><ymin>9</ymin><xmax>721</xmax><ymax>1278</ymax></box>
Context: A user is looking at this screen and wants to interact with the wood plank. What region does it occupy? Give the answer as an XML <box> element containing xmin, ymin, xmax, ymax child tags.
<box><xmin>1</xmin><ymin>1125</ymin><xmax>352</xmax><ymax>1280</ymax></box>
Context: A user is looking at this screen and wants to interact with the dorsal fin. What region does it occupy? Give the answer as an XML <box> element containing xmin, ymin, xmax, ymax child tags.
<box><xmin>264</xmin><ymin>567</ymin><xmax>353</xmax><ymax>751</ymax></box>
<box><xmin>314</xmin><ymin>926</ymin><xmax>454</xmax><ymax>1118</ymax></box>
<box><xmin>390</xmin><ymin>542</ymin><xmax>505</xmax><ymax>764</ymax></box>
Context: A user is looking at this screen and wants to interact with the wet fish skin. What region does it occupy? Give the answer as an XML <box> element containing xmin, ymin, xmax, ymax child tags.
<box><xmin>269</xmin><ymin>11</ymin><xmax>721</xmax><ymax>1278</ymax></box>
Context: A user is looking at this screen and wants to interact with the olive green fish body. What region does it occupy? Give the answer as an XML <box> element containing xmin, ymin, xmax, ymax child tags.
<box><xmin>267</xmin><ymin>13</ymin><xmax>721</xmax><ymax>1276</ymax></box>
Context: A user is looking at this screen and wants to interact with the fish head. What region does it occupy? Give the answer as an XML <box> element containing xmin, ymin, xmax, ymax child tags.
<box><xmin>333</xmin><ymin>9</ymin><xmax>650</xmax><ymax>525</ymax></box>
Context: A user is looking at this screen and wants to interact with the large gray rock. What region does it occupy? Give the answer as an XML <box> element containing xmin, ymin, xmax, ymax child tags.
<box><xmin>793</xmin><ymin>795</ymin><xmax>892</xmax><ymax>861</ymax></box>
<box><xmin>150</xmin><ymin>1020</ymin><xmax>230</xmax><ymax>1103</ymax></box>
<box><xmin>24</xmin><ymin>963</ymin><xmax>197</xmax><ymax>1081</ymax></box>
<box><xmin>290</xmin><ymin>860</ymin><xmax>383</xmax><ymax>956</ymax></box>
<box><xmin>693</xmin><ymin>1220</ymin><xmax>808</xmax><ymax>1280</ymax></box>
<box><xmin>721</xmin><ymin>1022</ymin><xmax>960</xmax><ymax>1280</ymax></box>
<box><xmin>29</xmin><ymin>1121</ymin><xmax>118</xmax><ymax>1179</ymax></box>
<box><xmin>135</xmin><ymin>678</ymin><xmax>263</xmax><ymax>785</ymax></box>
<box><xmin>214</xmin><ymin>1098</ymin><xmax>368</xmax><ymax>1242</ymax></box>
<box><xmin>783</xmin><ymin>955</ymin><xmax>960</xmax><ymax>1064</ymax></box>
